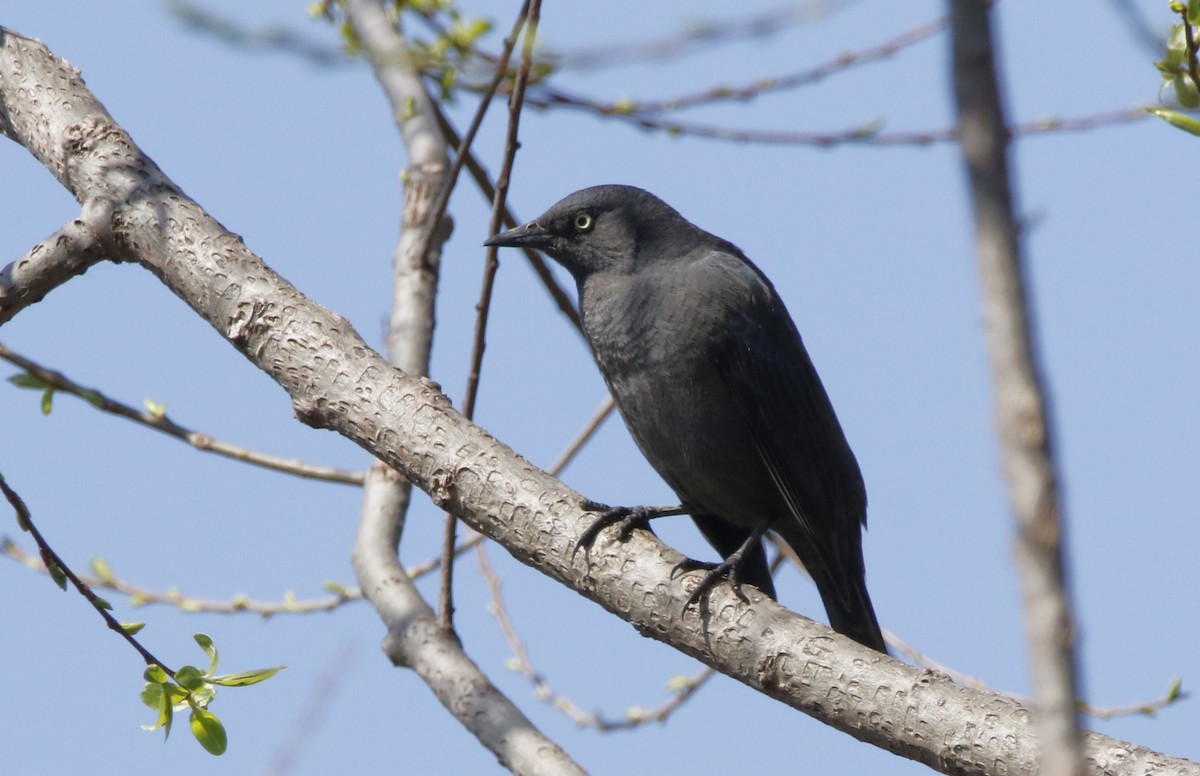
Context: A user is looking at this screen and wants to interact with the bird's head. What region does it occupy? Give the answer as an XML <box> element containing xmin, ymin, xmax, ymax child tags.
<box><xmin>483</xmin><ymin>185</ymin><xmax>694</xmax><ymax>280</ymax></box>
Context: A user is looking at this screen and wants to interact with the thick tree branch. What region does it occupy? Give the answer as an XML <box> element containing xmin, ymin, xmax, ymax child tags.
<box><xmin>1</xmin><ymin>25</ymin><xmax>1196</xmax><ymax>776</ymax></box>
<box><xmin>949</xmin><ymin>4</ymin><xmax>1085</xmax><ymax>776</ymax></box>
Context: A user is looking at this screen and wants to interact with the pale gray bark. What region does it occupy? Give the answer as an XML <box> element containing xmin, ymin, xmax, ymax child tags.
<box><xmin>1</xmin><ymin>24</ymin><xmax>1196</xmax><ymax>776</ymax></box>
<box><xmin>0</xmin><ymin>215</ymin><xmax>105</xmax><ymax>324</ymax></box>
<box><xmin>948</xmin><ymin>5</ymin><xmax>1086</xmax><ymax>776</ymax></box>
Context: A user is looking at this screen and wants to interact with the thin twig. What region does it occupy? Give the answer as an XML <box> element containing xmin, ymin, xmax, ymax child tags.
<box><xmin>475</xmin><ymin>537</ymin><xmax>721</xmax><ymax>730</ymax></box>
<box><xmin>545</xmin><ymin>395</ymin><xmax>617</xmax><ymax>476</ymax></box>
<box><xmin>886</xmin><ymin>627</ymin><xmax>1186</xmax><ymax>721</ymax></box>
<box><xmin>435</xmin><ymin>0</ymin><xmax>534</xmax><ymax>633</ymax></box>
<box><xmin>0</xmin><ymin>341</ymin><xmax>365</xmax><ymax>485</ymax></box>
<box><xmin>550</xmin><ymin>0</ymin><xmax>861</xmax><ymax>70</ymax></box>
<box><xmin>1082</xmin><ymin>686</ymin><xmax>1188</xmax><ymax>720</ymax></box>
<box><xmin>437</xmin><ymin>0</ymin><xmax>543</xmax><ymax>631</ymax></box>
<box><xmin>543</xmin><ymin>13</ymin><xmax>945</xmax><ymax>116</ymax></box>
<box><xmin>432</xmin><ymin>108</ymin><xmax>583</xmax><ymax>332</ymax></box>
<box><xmin>412</xmin><ymin>1</ymin><xmax>531</xmax><ymax>281</ymax></box>
<box><xmin>478</xmin><ymin>542</ymin><xmax>786</xmax><ymax>730</ymax></box>
<box><xmin>520</xmin><ymin>90</ymin><xmax>1152</xmax><ymax>146</ymax></box>
<box><xmin>1180</xmin><ymin>5</ymin><xmax>1200</xmax><ymax>95</ymax></box>
<box><xmin>1</xmin><ymin>533</ymin><xmax>483</xmax><ymax>615</ymax></box>
<box><xmin>0</xmin><ymin>475</ymin><xmax>173</xmax><ymax>674</ymax></box>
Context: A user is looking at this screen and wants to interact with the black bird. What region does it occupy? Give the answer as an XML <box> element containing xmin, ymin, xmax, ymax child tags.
<box><xmin>484</xmin><ymin>185</ymin><xmax>886</xmax><ymax>653</ymax></box>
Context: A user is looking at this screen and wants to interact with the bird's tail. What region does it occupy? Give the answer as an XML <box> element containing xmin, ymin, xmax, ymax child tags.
<box><xmin>815</xmin><ymin>569</ymin><xmax>887</xmax><ymax>655</ymax></box>
<box><xmin>774</xmin><ymin>523</ymin><xmax>887</xmax><ymax>654</ymax></box>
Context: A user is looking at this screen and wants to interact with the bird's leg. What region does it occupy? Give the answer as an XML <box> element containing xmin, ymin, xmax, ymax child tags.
<box><xmin>678</xmin><ymin>522</ymin><xmax>771</xmax><ymax>607</ymax></box>
<box><xmin>573</xmin><ymin>502</ymin><xmax>687</xmax><ymax>561</ymax></box>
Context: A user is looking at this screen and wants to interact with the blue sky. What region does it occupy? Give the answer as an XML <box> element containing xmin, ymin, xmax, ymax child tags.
<box><xmin>2</xmin><ymin>1</ymin><xmax>1197</xmax><ymax>774</ymax></box>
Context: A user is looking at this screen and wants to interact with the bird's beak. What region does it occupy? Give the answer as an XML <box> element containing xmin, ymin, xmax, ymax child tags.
<box><xmin>483</xmin><ymin>221</ymin><xmax>552</xmax><ymax>250</ymax></box>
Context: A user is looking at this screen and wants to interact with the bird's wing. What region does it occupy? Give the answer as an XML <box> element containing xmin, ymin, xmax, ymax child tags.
<box><xmin>700</xmin><ymin>252</ymin><xmax>867</xmax><ymax>581</ymax></box>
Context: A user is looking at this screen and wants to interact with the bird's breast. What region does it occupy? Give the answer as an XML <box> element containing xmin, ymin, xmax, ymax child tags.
<box><xmin>578</xmin><ymin>273</ymin><xmax>775</xmax><ymax>523</ymax></box>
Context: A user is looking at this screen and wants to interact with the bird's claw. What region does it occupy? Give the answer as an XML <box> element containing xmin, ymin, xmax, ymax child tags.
<box><xmin>572</xmin><ymin>502</ymin><xmax>687</xmax><ymax>564</ymax></box>
<box><xmin>572</xmin><ymin>503</ymin><xmax>652</xmax><ymax>563</ymax></box>
<box><xmin>674</xmin><ymin>557</ymin><xmax>753</xmax><ymax>608</ymax></box>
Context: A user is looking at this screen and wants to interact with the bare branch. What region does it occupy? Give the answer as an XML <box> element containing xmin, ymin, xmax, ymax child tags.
<box><xmin>2</xmin><ymin>24</ymin><xmax>1195</xmax><ymax>776</ymax></box>
<box><xmin>949</xmin><ymin>4</ymin><xmax>1085</xmax><ymax>775</ymax></box>
<box><xmin>436</xmin><ymin>0</ymin><xmax>533</xmax><ymax>632</ymax></box>
<box><xmin>545</xmin><ymin>13</ymin><xmax>945</xmax><ymax>116</ymax></box>
<box><xmin>0</xmin><ymin>341</ymin><xmax>366</xmax><ymax>485</ymax></box>
<box><xmin>0</xmin><ymin>476</ymin><xmax>174</xmax><ymax>674</ymax></box>
<box><xmin>167</xmin><ymin>0</ymin><xmax>344</xmax><ymax>65</ymax></box>
<box><xmin>341</xmin><ymin>1</ymin><xmax>583</xmax><ymax>773</ymax></box>
<box><xmin>439</xmin><ymin>0</ymin><xmax>543</xmax><ymax>627</ymax></box>
<box><xmin>475</xmin><ymin>538</ymin><xmax>718</xmax><ymax>731</ymax></box>
<box><xmin>0</xmin><ymin>217</ymin><xmax>107</xmax><ymax>324</ymax></box>
<box><xmin>521</xmin><ymin>88</ymin><xmax>1151</xmax><ymax>146</ymax></box>
<box><xmin>2</xmin><ymin>533</ymin><xmax>482</xmax><ymax>616</ymax></box>
<box><xmin>550</xmin><ymin>0</ymin><xmax>861</xmax><ymax>70</ymax></box>
<box><xmin>545</xmin><ymin>395</ymin><xmax>617</xmax><ymax>476</ymax></box>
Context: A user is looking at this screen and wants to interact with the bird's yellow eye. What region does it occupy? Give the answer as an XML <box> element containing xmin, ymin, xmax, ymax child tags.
<box><xmin>573</xmin><ymin>212</ymin><xmax>594</xmax><ymax>232</ymax></box>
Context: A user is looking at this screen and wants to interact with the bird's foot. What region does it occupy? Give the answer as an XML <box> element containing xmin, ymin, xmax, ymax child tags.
<box><xmin>573</xmin><ymin>502</ymin><xmax>686</xmax><ymax>562</ymax></box>
<box><xmin>676</xmin><ymin>521</ymin><xmax>770</xmax><ymax>607</ymax></box>
<box><xmin>674</xmin><ymin>556</ymin><xmax>754</xmax><ymax>607</ymax></box>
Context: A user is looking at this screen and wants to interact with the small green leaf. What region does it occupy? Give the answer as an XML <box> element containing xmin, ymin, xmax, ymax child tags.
<box><xmin>1167</xmin><ymin>676</ymin><xmax>1184</xmax><ymax>701</ymax></box>
<box><xmin>140</xmin><ymin>682</ymin><xmax>174</xmax><ymax>738</ymax></box>
<box><xmin>1189</xmin><ymin>0</ymin><xmax>1200</xmax><ymax>26</ymax></box>
<box><xmin>93</xmin><ymin>596</ymin><xmax>113</xmax><ymax>611</ymax></box>
<box><xmin>175</xmin><ymin>665</ymin><xmax>207</xmax><ymax>692</ymax></box>
<box><xmin>46</xmin><ymin>559</ymin><xmax>68</xmax><ymax>591</ymax></box>
<box><xmin>189</xmin><ymin>707</ymin><xmax>227</xmax><ymax>755</ymax></box>
<box><xmin>7</xmin><ymin>373</ymin><xmax>47</xmax><ymax>390</ymax></box>
<box><xmin>322</xmin><ymin>581</ymin><xmax>348</xmax><ymax>596</ymax></box>
<box><xmin>194</xmin><ymin>633</ymin><xmax>218</xmax><ymax>675</ymax></box>
<box><xmin>1174</xmin><ymin>73</ymin><xmax>1200</xmax><ymax>107</ymax></box>
<box><xmin>189</xmin><ymin>684</ymin><xmax>216</xmax><ymax>709</ymax></box>
<box><xmin>210</xmin><ymin>665</ymin><xmax>286</xmax><ymax>687</ymax></box>
<box><xmin>140</xmin><ymin>682</ymin><xmax>164</xmax><ymax>711</ymax></box>
<box><xmin>40</xmin><ymin>387</ymin><xmax>54</xmax><ymax>415</ymax></box>
<box><xmin>90</xmin><ymin>556</ymin><xmax>114</xmax><ymax>584</ymax></box>
<box><xmin>121</xmin><ymin>621</ymin><xmax>146</xmax><ymax>635</ymax></box>
<box><xmin>1147</xmin><ymin>106</ymin><xmax>1200</xmax><ymax>135</ymax></box>
<box><xmin>144</xmin><ymin>664</ymin><xmax>169</xmax><ymax>684</ymax></box>
<box><xmin>1166</xmin><ymin>24</ymin><xmax>1190</xmax><ymax>71</ymax></box>
<box><xmin>13</xmin><ymin>503</ymin><xmax>31</xmax><ymax>532</ymax></box>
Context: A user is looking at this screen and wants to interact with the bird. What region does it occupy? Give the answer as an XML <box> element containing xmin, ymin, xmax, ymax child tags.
<box><xmin>484</xmin><ymin>185</ymin><xmax>886</xmax><ymax>653</ymax></box>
